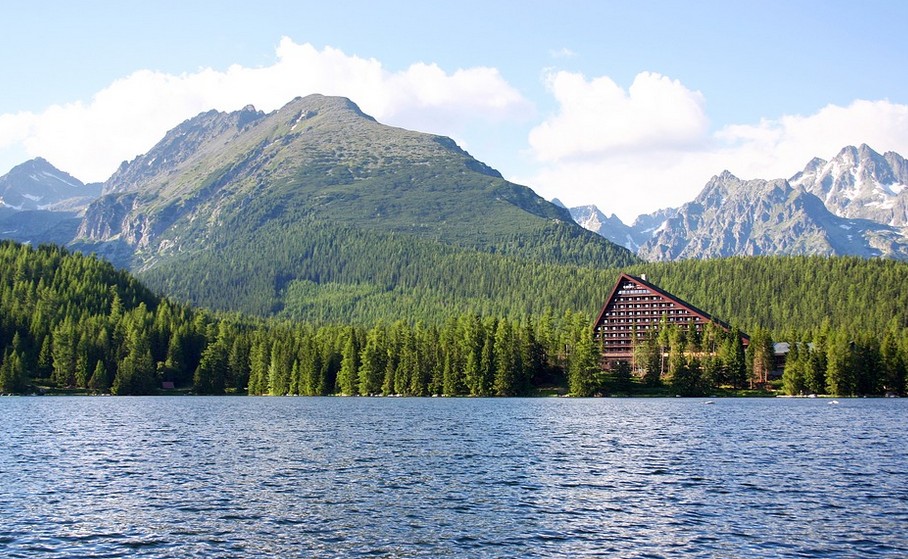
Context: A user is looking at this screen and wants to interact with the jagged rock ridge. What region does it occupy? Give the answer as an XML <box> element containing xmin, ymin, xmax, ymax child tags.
<box><xmin>790</xmin><ymin>144</ymin><xmax>908</xmax><ymax>227</ymax></box>
<box><xmin>572</xmin><ymin>144</ymin><xmax>908</xmax><ymax>261</ymax></box>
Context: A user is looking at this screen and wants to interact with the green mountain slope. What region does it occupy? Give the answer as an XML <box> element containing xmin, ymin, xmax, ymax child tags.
<box><xmin>137</xmin><ymin>216</ymin><xmax>626</xmax><ymax>320</ymax></box>
<box><xmin>75</xmin><ymin>95</ymin><xmax>632</xmax><ymax>266</ymax></box>
<box><xmin>72</xmin><ymin>95</ymin><xmax>635</xmax><ymax>316</ymax></box>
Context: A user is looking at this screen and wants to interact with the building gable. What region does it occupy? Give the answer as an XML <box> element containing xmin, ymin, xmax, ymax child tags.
<box><xmin>594</xmin><ymin>273</ymin><xmax>745</xmax><ymax>365</ymax></box>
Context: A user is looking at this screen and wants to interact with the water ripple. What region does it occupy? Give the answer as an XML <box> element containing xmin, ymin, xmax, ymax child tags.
<box><xmin>0</xmin><ymin>396</ymin><xmax>906</xmax><ymax>558</ymax></box>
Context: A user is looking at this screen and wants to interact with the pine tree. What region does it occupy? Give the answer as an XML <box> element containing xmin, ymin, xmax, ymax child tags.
<box><xmin>247</xmin><ymin>336</ymin><xmax>271</xmax><ymax>395</ymax></box>
<box><xmin>337</xmin><ymin>328</ymin><xmax>360</xmax><ymax>395</ymax></box>
<box><xmin>51</xmin><ymin>317</ymin><xmax>77</xmax><ymax>387</ymax></box>
<box><xmin>112</xmin><ymin>324</ymin><xmax>156</xmax><ymax>395</ymax></box>
<box><xmin>568</xmin><ymin>326</ymin><xmax>601</xmax><ymax>397</ymax></box>
<box><xmin>267</xmin><ymin>338</ymin><xmax>292</xmax><ymax>396</ymax></box>
<box><xmin>358</xmin><ymin>326</ymin><xmax>386</xmax><ymax>396</ymax></box>
<box><xmin>194</xmin><ymin>335</ymin><xmax>228</xmax><ymax>395</ymax></box>
<box><xmin>227</xmin><ymin>333</ymin><xmax>251</xmax><ymax>393</ymax></box>
<box><xmin>0</xmin><ymin>348</ymin><xmax>26</xmax><ymax>393</ymax></box>
<box><xmin>747</xmin><ymin>327</ymin><xmax>774</xmax><ymax>389</ymax></box>
<box><xmin>781</xmin><ymin>342</ymin><xmax>807</xmax><ymax>396</ymax></box>
<box><xmin>611</xmin><ymin>360</ymin><xmax>633</xmax><ymax>393</ymax></box>
<box><xmin>727</xmin><ymin>328</ymin><xmax>747</xmax><ymax>389</ymax></box>
<box><xmin>87</xmin><ymin>360</ymin><xmax>109</xmax><ymax>393</ymax></box>
<box><xmin>880</xmin><ymin>326</ymin><xmax>906</xmax><ymax>395</ymax></box>
<box><xmin>493</xmin><ymin>319</ymin><xmax>519</xmax><ymax>396</ymax></box>
<box><xmin>826</xmin><ymin>329</ymin><xmax>856</xmax><ymax>397</ymax></box>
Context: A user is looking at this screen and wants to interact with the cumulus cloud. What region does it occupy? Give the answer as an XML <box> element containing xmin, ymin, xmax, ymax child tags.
<box><xmin>524</xmin><ymin>71</ymin><xmax>908</xmax><ymax>223</ymax></box>
<box><xmin>528</xmin><ymin>70</ymin><xmax>709</xmax><ymax>163</ymax></box>
<box><xmin>0</xmin><ymin>38</ymin><xmax>531</xmax><ymax>182</ymax></box>
<box><xmin>714</xmin><ymin>99</ymin><xmax>908</xmax><ymax>179</ymax></box>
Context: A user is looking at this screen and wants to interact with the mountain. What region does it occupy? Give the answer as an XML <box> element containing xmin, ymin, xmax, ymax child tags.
<box><xmin>569</xmin><ymin>205</ymin><xmax>646</xmax><ymax>252</ymax></box>
<box><xmin>569</xmin><ymin>145</ymin><xmax>908</xmax><ymax>261</ymax></box>
<box><xmin>0</xmin><ymin>157</ymin><xmax>101</xmax><ymax>211</ymax></box>
<box><xmin>71</xmin><ymin>94</ymin><xmax>636</xmax><ymax>316</ymax></box>
<box><xmin>637</xmin><ymin>170</ymin><xmax>908</xmax><ymax>261</ymax></box>
<box><xmin>0</xmin><ymin>158</ymin><xmax>102</xmax><ymax>245</ymax></box>
<box><xmin>789</xmin><ymin>144</ymin><xmax>908</xmax><ymax>227</ymax></box>
<box><xmin>629</xmin><ymin>207</ymin><xmax>679</xmax><ymax>241</ymax></box>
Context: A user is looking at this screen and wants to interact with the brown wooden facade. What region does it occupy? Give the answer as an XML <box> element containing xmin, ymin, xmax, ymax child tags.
<box><xmin>594</xmin><ymin>273</ymin><xmax>747</xmax><ymax>369</ymax></box>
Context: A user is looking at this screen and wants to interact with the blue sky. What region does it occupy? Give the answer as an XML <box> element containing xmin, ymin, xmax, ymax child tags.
<box><xmin>2</xmin><ymin>0</ymin><xmax>907</xmax><ymax>221</ymax></box>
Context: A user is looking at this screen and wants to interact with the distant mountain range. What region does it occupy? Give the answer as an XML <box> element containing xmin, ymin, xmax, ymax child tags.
<box><xmin>569</xmin><ymin>144</ymin><xmax>908</xmax><ymax>260</ymax></box>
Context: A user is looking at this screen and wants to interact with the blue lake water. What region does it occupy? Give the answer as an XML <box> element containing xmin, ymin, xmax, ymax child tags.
<box><xmin>1</xmin><ymin>396</ymin><xmax>906</xmax><ymax>558</ymax></box>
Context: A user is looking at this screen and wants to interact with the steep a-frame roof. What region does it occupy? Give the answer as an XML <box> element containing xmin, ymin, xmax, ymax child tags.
<box><xmin>594</xmin><ymin>272</ymin><xmax>747</xmax><ymax>340</ymax></box>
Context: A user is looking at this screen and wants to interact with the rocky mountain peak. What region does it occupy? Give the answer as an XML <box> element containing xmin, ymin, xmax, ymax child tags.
<box><xmin>71</xmin><ymin>94</ymin><xmax>617</xmax><ymax>270</ymax></box>
<box><xmin>790</xmin><ymin>144</ymin><xmax>908</xmax><ymax>226</ymax></box>
<box><xmin>0</xmin><ymin>158</ymin><xmax>99</xmax><ymax>211</ymax></box>
<box><xmin>102</xmin><ymin>105</ymin><xmax>268</xmax><ymax>196</ymax></box>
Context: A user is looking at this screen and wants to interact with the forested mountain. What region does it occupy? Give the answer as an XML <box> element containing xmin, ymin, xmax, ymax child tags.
<box><xmin>56</xmin><ymin>94</ymin><xmax>633</xmax><ymax>314</ymax></box>
<box><xmin>0</xmin><ymin>241</ymin><xmax>596</xmax><ymax>397</ymax></box>
<box><xmin>73</xmin><ymin>94</ymin><xmax>633</xmax><ymax>271</ymax></box>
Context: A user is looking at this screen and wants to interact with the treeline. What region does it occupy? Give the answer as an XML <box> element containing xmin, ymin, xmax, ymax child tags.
<box><xmin>2</xmin><ymin>241</ymin><xmax>907</xmax><ymax>397</ymax></box>
<box><xmin>137</xmin><ymin>216</ymin><xmax>908</xmax><ymax>347</ymax></box>
<box><xmin>629</xmin><ymin>256</ymin><xmax>908</xmax><ymax>339</ymax></box>
<box><xmin>0</xmin><ymin>241</ymin><xmax>590</xmax><ymax>395</ymax></box>
<box><xmin>202</xmin><ymin>312</ymin><xmax>589</xmax><ymax>397</ymax></box>
<box><xmin>136</xmin><ymin>214</ymin><xmax>637</xmax><ymax>320</ymax></box>
<box><xmin>598</xmin><ymin>323</ymin><xmax>908</xmax><ymax>398</ymax></box>
<box><xmin>0</xmin><ymin>241</ymin><xmax>200</xmax><ymax>394</ymax></box>
<box><xmin>778</xmin><ymin>323</ymin><xmax>908</xmax><ymax>397</ymax></box>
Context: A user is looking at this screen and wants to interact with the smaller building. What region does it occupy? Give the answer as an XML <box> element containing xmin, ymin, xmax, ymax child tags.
<box><xmin>593</xmin><ymin>273</ymin><xmax>748</xmax><ymax>369</ymax></box>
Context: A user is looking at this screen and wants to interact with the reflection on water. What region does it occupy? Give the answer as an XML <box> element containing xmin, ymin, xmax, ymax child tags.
<box><xmin>1</xmin><ymin>397</ymin><xmax>906</xmax><ymax>558</ymax></box>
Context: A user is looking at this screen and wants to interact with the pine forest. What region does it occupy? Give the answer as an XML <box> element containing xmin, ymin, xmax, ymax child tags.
<box><xmin>1</xmin><ymin>240</ymin><xmax>907</xmax><ymax>397</ymax></box>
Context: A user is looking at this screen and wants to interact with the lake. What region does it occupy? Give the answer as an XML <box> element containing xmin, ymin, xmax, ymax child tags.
<box><xmin>0</xmin><ymin>396</ymin><xmax>906</xmax><ymax>558</ymax></box>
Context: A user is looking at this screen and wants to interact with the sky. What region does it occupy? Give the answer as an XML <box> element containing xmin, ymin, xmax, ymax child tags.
<box><xmin>2</xmin><ymin>0</ymin><xmax>908</xmax><ymax>223</ymax></box>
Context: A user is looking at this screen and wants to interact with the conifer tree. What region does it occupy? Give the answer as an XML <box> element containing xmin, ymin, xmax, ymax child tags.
<box><xmin>194</xmin><ymin>334</ymin><xmax>228</xmax><ymax>395</ymax></box>
<box><xmin>568</xmin><ymin>326</ymin><xmax>600</xmax><ymax>397</ymax></box>
<box><xmin>112</xmin><ymin>324</ymin><xmax>156</xmax><ymax>395</ymax></box>
<box><xmin>358</xmin><ymin>326</ymin><xmax>386</xmax><ymax>396</ymax></box>
<box><xmin>880</xmin><ymin>326</ymin><xmax>906</xmax><ymax>395</ymax></box>
<box><xmin>826</xmin><ymin>329</ymin><xmax>856</xmax><ymax>396</ymax></box>
<box><xmin>493</xmin><ymin>319</ymin><xmax>519</xmax><ymax>396</ymax></box>
<box><xmin>51</xmin><ymin>317</ymin><xmax>77</xmax><ymax>387</ymax></box>
<box><xmin>87</xmin><ymin>360</ymin><xmax>109</xmax><ymax>393</ymax></box>
<box><xmin>247</xmin><ymin>336</ymin><xmax>271</xmax><ymax>395</ymax></box>
<box><xmin>337</xmin><ymin>328</ymin><xmax>360</xmax><ymax>395</ymax></box>
<box><xmin>611</xmin><ymin>360</ymin><xmax>633</xmax><ymax>393</ymax></box>
<box><xmin>0</xmin><ymin>348</ymin><xmax>26</xmax><ymax>393</ymax></box>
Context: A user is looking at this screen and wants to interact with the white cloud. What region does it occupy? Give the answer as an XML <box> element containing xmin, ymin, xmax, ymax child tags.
<box><xmin>714</xmin><ymin>99</ymin><xmax>908</xmax><ymax>179</ymax></box>
<box><xmin>523</xmin><ymin>71</ymin><xmax>908</xmax><ymax>224</ymax></box>
<box><xmin>0</xmin><ymin>37</ymin><xmax>531</xmax><ymax>182</ymax></box>
<box><xmin>528</xmin><ymin>70</ymin><xmax>709</xmax><ymax>163</ymax></box>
